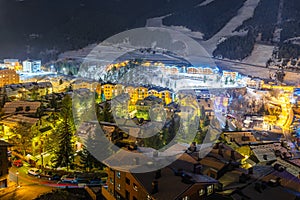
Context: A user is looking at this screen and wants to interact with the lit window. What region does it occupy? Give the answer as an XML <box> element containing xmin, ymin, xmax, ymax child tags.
<box><xmin>199</xmin><ymin>189</ymin><xmax>205</xmax><ymax>196</ymax></box>
<box><xmin>182</xmin><ymin>196</ymin><xmax>189</xmax><ymax>200</ymax></box>
<box><xmin>117</xmin><ymin>171</ymin><xmax>121</xmax><ymax>178</ymax></box>
<box><xmin>207</xmin><ymin>185</ymin><xmax>214</xmax><ymax>195</ymax></box>
<box><xmin>133</xmin><ymin>183</ymin><xmax>138</xmax><ymax>191</ymax></box>
<box><xmin>117</xmin><ymin>184</ymin><xmax>121</xmax><ymax>190</ymax></box>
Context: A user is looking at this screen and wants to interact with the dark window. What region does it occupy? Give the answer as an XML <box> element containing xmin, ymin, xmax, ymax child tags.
<box><xmin>126</xmin><ymin>178</ymin><xmax>130</xmax><ymax>185</ymax></box>
<box><xmin>125</xmin><ymin>190</ymin><xmax>130</xmax><ymax>199</ymax></box>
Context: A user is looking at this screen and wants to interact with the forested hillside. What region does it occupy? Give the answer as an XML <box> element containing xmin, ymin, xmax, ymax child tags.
<box><xmin>163</xmin><ymin>0</ymin><xmax>246</xmax><ymax>40</ymax></box>
<box><xmin>213</xmin><ymin>0</ymin><xmax>280</xmax><ymax>60</ymax></box>
<box><xmin>0</xmin><ymin>0</ymin><xmax>203</xmax><ymax>61</ymax></box>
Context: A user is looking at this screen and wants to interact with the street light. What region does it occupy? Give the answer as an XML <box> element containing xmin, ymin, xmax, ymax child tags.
<box><xmin>16</xmin><ymin>170</ymin><xmax>20</xmax><ymax>188</ymax></box>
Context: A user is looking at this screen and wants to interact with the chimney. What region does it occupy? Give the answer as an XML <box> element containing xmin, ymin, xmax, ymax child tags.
<box><xmin>248</xmin><ymin>167</ymin><xmax>253</xmax><ymax>175</ymax></box>
<box><xmin>151</xmin><ymin>180</ymin><xmax>158</xmax><ymax>194</ymax></box>
<box><xmin>188</xmin><ymin>142</ymin><xmax>196</xmax><ymax>152</ymax></box>
<box><xmin>218</xmin><ymin>146</ymin><xmax>223</xmax><ymax>157</ymax></box>
<box><xmin>230</xmin><ymin>150</ymin><xmax>236</xmax><ymax>161</ymax></box>
<box><xmin>276</xmin><ymin>177</ymin><xmax>281</xmax><ymax>185</ymax></box>
<box><xmin>155</xmin><ymin>170</ymin><xmax>161</xmax><ymax>179</ymax></box>
<box><xmin>176</xmin><ymin>168</ymin><xmax>184</xmax><ymax>176</ymax></box>
<box><xmin>263</xmin><ymin>154</ymin><xmax>268</xmax><ymax>160</ymax></box>
<box><xmin>214</xmin><ymin>143</ymin><xmax>220</xmax><ymax>149</ymax></box>
<box><xmin>194</xmin><ymin>164</ymin><xmax>202</xmax><ymax>174</ymax></box>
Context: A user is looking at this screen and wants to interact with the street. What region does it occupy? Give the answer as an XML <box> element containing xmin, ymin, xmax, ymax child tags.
<box><xmin>0</xmin><ymin>166</ymin><xmax>54</xmax><ymax>200</ymax></box>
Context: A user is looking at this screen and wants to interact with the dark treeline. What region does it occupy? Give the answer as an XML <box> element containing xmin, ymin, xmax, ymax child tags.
<box><xmin>163</xmin><ymin>0</ymin><xmax>246</xmax><ymax>40</ymax></box>
<box><xmin>0</xmin><ymin>0</ymin><xmax>204</xmax><ymax>62</ymax></box>
<box><xmin>235</xmin><ymin>0</ymin><xmax>280</xmax><ymax>42</ymax></box>
<box><xmin>214</xmin><ymin>0</ymin><xmax>280</xmax><ymax>60</ymax></box>
<box><xmin>280</xmin><ymin>0</ymin><xmax>300</xmax><ymax>42</ymax></box>
<box><xmin>213</xmin><ymin>31</ymin><xmax>255</xmax><ymax>60</ymax></box>
<box><xmin>278</xmin><ymin>43</ymin><xmax>300</xmax><ymax>59</ymax></box>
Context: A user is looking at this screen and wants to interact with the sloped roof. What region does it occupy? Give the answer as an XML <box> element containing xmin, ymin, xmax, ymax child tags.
<box><xmin>200</xmin><ymin>156</ymin><xmax>226</xmax><ymax>171</ymax></box>
<box><xmin>1</xmin><ymin>114</ymin><xmax>39</xmax><ymax>127</ymax></box>
<box><xmin>0</xmin><ymin>140</ymin><xmax>13</xmax><ymax>147</ymax></box>
<box><xmin>132</xmin><ymin>153</ymin><xmax>217</xmax><ymax>200</ymax></box>
<box><xmin>3</xmin><ymin>101</ymin><xmax>41</xmax><ymax>114</ymax></box>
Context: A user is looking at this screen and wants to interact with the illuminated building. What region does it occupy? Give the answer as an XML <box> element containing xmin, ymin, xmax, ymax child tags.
<box><xmin>102</xmin><ymin>83</ymin><xmax>115</xmax><ymax>101</ymax></box>
<box><xmin>166</xmin><ymin>66</ymin><xmax>180</xmax><ymax>74</ymax></box>
<box><xmin>0</xmin><ymin>141</ymin><xmax>12</xmax><ymax>188</ymax></box>
<box><xmin>22</xmin><ymin>59</ymin><xmax>41</xmax><ymax>73</ymax></box>
<box><xmin>3</xmin><ymin>59</ymin><xmax>22</xmax><ymax>71</ymax></box>
<box><xmin>0</xmin><ymin>69</ymin><xmax>20</xmax><ymax>87</ymax></box>
<box><xmin>132</xmin><ymin>87</ymin><xmax>148</xmax><ymax>104</ymax></box>
<box><xmin>5</xmin><ymin>82</ymin><xmax>52</xmax><ymax>101</ymax></box>
<box><xmin>148</xmin><ymin>89</ymin><xmax>159</xmax><ymax>97</ymax></box>
<box><xmin>125</xmin><ymin>86</ymin><xmax>136</xmax><ymax>100</ymax></box>
<box><xmin>72</xmin><ymin>79</ymin><xmax>100</xmax><ymax>92</ymax></box>
<box><xmin>102</xmin><ymin>153</ymin><xmax>218</xmax><ymax>200</ymax></box>
<box><xmin>187</xmin><ymin>67</ymin><xmax>198</xmax><ymax>74</ymax></box>
<box><xmin>159</xmin><ymin>90</ymin><xmax>172</xmax><ymax>105</ymax></box>
<box><xmin>148</xmin><ymin>88</ymin><xmax>173</xmax><ymax>105</ymax></box>
<box><xmin>114</xmin><ymin>84</ymin><xmax>125</xmax><ymax>97</ymax></box>
<box><xmin>222</xmin><ymin>71</ymin><xmax>239</xmax><ymax>81</ymax></box>
<box><xmin>2</xmin><ymin>101</ymin><xmax>42</xmax><ymax>117</ymax></box>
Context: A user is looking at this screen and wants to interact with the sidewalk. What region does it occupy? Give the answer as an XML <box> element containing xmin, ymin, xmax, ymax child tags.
<box><xmin>0</xmin><ymin>180</ymin><xmax>18</xmax><ymax>198</ymax></box>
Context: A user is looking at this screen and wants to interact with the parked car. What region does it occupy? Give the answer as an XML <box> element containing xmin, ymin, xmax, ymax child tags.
<box><xmin>50</xmin><ymin>174</ymin><xmax>62</xmax><ymax>181</ymax></box>
<box><xmin>13</xmin><ymin>160</ymin><xmax>23</xmax><ymax>167</ymax></box>
<box><xmin>89</xmin><ymin>177</ymin><xmax>102</xmax><ymax>185</ymax></box>
<box><xmin>77</xmin><ymin>179</ymin><xmax>90</xmax><ymax>186</ymax></box>
<box><xmin>39</xmin><ymin>171</ymin><xmax>62</xmax><ymax>181</ymax></box>
<box><xmin>60</xmin><ymin>175</ymin><xmax>77</xmax><ymax>183</ymax></box>
<box><xmin>27</xmin><ymin>168</ymin><xmax>41</xmax><ymax>176</ymax></box>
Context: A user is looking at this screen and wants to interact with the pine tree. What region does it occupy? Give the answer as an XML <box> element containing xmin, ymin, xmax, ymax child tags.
<box><xmin>53</xmin><ymin>119</ymin><xmax>74</xmax><ymax>170</ymax></box>
<box><xmin>223</xmin><ymin>120</ymin><xmax>229</xmax><ymax>132</ymax></box>
<box><xmin>79</xmin><ymin>145</ymin><xmax>93</xmax><ymax>172</ymax></box>
<box><xmin>97</xmin><ymin>101</ymin><xmax>114</xmax><ymax>123</ymax></box>
<box><xmin>52</xmin><ymin>95</ymin><xmax>75</xmax><ymax>171</ymax></box>
<box><xmin>79</xmin><ymin>144</ymin><xmax>104</xmax><ymax>172</ymax></box>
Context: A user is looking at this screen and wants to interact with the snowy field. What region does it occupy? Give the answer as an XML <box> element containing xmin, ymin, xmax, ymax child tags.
<box><xmin>201</xmin><ymin>0</ymin><xmax>261</xmax><ymax>55</ymax></box>
<box><xmin>218</xmin><ymin>61</ymin><xmax>300</xmax><ymax>85</ymax></box>
<box><xmin>243</xmin><ymin>44</ymin><xmax>275</xmax><ymax>66</ymax></box>
<box><xmin>145</xmin><ymin>0</ymin><xmax>261</xmax><ymax>56</ymax></box>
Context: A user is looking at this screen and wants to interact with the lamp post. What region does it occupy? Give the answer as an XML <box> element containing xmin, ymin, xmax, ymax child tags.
<box><xmin>16</xmin><ymin>170</ymin><xmax>20</xmax><ymax>188</ymax></box>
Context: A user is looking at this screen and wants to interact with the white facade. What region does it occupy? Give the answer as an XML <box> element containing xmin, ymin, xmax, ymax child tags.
<box><xmin>4</xmin><ymin>59</ymin><xmax>19</xmax><ymax>66</ymax></box>
<box><xmin>22</xmin><ymin>60</ymin><xmax>41</xmax><ymax>73</ymax></box>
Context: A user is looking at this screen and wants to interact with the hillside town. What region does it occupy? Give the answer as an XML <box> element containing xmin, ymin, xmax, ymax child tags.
<box><xmin>0</xmin><ymin>55</ymin><xmax>300</xmax><ymax>200</ymax></box>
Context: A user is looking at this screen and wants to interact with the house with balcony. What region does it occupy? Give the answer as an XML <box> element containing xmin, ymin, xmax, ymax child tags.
<box><xmin>102</xmin><ymin>152</ymin><xmax>219</xmax><ymax>200</ymax></box>
<box><xmin>0</xmin><ymin>140</ymin><xmax>12</xmax><ymax>188</ymax></box>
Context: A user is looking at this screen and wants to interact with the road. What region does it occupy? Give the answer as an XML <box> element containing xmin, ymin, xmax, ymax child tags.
<box><xmin>0</xmin><ymin>166</ymin><xmax>82</xmax><ymax>200</ymax></box>
<box><xmin>0</xmin><ymin>167</ymin><xmax>53</xmax><ymax>200</ymax></box>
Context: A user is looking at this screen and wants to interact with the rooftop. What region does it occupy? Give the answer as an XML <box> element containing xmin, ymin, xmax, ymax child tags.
<box><xmin>1</xmin><ymin>114</ymin><xmax>39</xmax><ymax>127</ymax></box>
<box><xmin>3</xmin><ymin>101</ymin><xmax>41</xmax><ymax>114</ymax></box>
<box><xmin>223</xmin><ymin>131</ymin><xmax>258</xmax><ymax>146</ymax></box>
<box><xmin>0</xmin><ymin>140</ymin><xmax>13</xmax><ymax>147</ymax></box>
